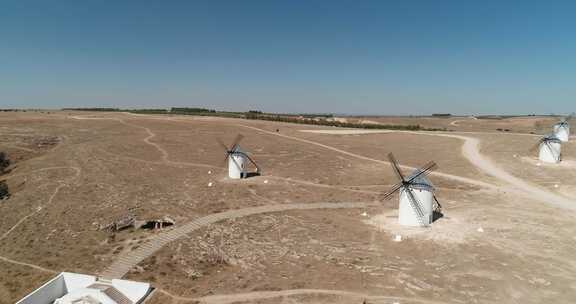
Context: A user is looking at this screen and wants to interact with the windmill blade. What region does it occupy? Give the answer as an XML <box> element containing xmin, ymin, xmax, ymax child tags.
<box><xmin>242</xmin><ymin>152</ymin><xmax>261</xmax><ymax>173</ymax></box>
<box><xmin>405</xmin><ymin>187</ymin><xmax>425</xmax><ymax>218</ymax></box>
<box><xmin>387</xmin><ymin>153</ymin><xmax>406</xmax><ymax>182</ymax></box>
<box><xmin>530</xmin><ymin>138</ymin><xmax>544</xmax><ymax>152</ymax></box>
<box><xmin>216</xmin><ymin>138</ymin><xmax>230</xmax><ymax>153</ymax></box>
<box><xmin>382</xmin><ymin>181</ymin><xmax>403</xmax><ymax>200</ymax></box>
<box><xmin>544</xmin><ymin>141</ymin><xmax>554</xmax><ymax>154</ymax></box>
<box><xmin>406</xmin><ymin>161</ymin><xmax>438</xmax><ymax>184</ymax></box>
<box><xmin>230</xmin><ymin>134</ymin><xmax>245</xmax><ymax>150</ymax></box>
<box><xmin>544</xmin><ymin>141</ymin><xmax>559</xmax><ymax>161</ymax></box>
<box><xmin>404</xmin><ymin>186</ymin><xmax>427</xmax><ymax>227</ymax></box>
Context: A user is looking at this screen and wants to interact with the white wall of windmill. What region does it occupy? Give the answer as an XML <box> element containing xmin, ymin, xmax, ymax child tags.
<box><xmin>228</xmin><ymin>152</ymin><xmax>247</xmax><ymax>179</ymax></box>
<box><xmin>538</xmin><ymin>141</ymin><xmax>561</xmax><ymax>163</ymax></box>
<box><xmin>553</xmin><ymin>124</ymin><xmax>570</xmax><ymax>142</ymax></box>
<box><xmin>398</xmin><ymin>187</ymin><xmax>434</xmax><ymax>226</ymax></box>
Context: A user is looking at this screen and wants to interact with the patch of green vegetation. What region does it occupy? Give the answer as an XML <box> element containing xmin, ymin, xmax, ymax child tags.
<box><xmin>129</xmin><ymin>109</ymin><xmax>169</xmax><ymax>114</ymax></box>
<box><xmin>170</xmin><ymin>107</ymin><xmax>215</xmax><ymax>113</ymax></box>
<box><xmin>245</xmin><ymin>113</ymin><xmax>447</xmax><ymax>131</ymax></box>
<box><xmin>63</xmin><ymin>107</ymin><xmax>121</xmax><ymax>112</ymax></box>
<box><xmin>62</xmin><ymin>108</ymin><xmax>447</xmax><ymax>131</ymax></box>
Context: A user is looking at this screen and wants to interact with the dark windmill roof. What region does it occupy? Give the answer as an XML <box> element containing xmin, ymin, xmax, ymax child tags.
<box><xmin>406</xmin><ymin>168</ymin><xmax>435</xmax><ymax>192</ymax></box>
<box><xmin>231</xmin><ymin>144</ymin><xmax>244</xmax><ymax>154</ymax></box>
<box><xmin>543</xmin><ymin>134</ymin><xmax>561</xmax><ymax>143</ymax></box>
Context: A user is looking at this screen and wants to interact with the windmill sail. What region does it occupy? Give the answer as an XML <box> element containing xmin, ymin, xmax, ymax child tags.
<box><xmin>383</xmin><ymin>153</ymin><xmax>437</xmax><ymax>227</ymax></box>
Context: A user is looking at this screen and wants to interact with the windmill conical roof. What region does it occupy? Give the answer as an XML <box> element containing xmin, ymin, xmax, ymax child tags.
<box><xmin>406</xmin><ymin>168</ymin><xmax>435</xmax><ymax>192</ymax></box>
<box><xmin>543</xmin><ymin>134</ymin><xmax>561</xmax><ymax>143</ymax></box>
<box><xmin>231</xmin><ymin>145</ymin><xmax>244</xmax><ymax>153</ymax></box>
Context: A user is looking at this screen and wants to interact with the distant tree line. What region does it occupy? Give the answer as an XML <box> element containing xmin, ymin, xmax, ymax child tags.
<box><xmin>129</xmin><ymin>109</ymin><xmax>169</xmax><ymax>114</ymax></box>
<box><xmin>61</xmin><ymin>107</ymin><xmax>447</xmax><ymax>131</ymax></box>
<box><xmin>63</xmin><ymin>107</ymin><xmax>121</xmax><ymax>112</ymax></box>
<box><xmin>245</xmin><ymin>113</ymin><xmax>446</xmax><ymax>131</ymax></box>
<box><xmin>170</xmin><ymin>107</ymin><xmax>216</xmax><ymax>113</ymax></box>
<box><xmin>0</xmin><ymin>109</ymin><xmax>27</xmax><ymax>112</ymax></box>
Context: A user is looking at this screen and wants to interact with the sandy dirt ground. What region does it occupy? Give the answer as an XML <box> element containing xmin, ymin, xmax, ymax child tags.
<box><xmin>0</xmin><ymin>111</ymin><xmax>575</xmax><ymax>304</ymax></box>
<box><xmin>347</xmin><ymin>115</ymin><xmax>559</xmax><ymax>134</ymax></box>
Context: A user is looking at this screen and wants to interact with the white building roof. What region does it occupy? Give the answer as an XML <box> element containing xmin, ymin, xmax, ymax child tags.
<box><xmin>54</xmin><ymin>288</ymin><xmax>116</xmax><ymax>304</ymax></box>
<box><xmin>15</xmin><ymin>272</ymin><xmax>150</xmax><ymax>304</ymax></box>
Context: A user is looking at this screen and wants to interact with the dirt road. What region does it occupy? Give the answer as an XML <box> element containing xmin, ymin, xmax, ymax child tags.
<box><xmin>298</xmin><ymin>128</ymin><xmax>576</xmax><ymax>210</ymax></box>
<box><xmin>165</xmin><ymin>288</ymin><xmax>447</xmax><ymax>304</ymax></box>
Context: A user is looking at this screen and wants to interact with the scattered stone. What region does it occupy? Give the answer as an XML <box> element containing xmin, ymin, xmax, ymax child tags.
<box><xmin>393</xmin><ymin>235</ymin><xmax>402</xmax><ymax>242</ymax></box>
<box><xmin>361</xmin><ymin>211</ymin><xmax>368</xmax><ymax>217</ymax></box>
<box><xmin>208</xmin><ymin>182</ymin><xmax>213</xmax><ymax>187</ymax></box>
<box><xmin>264</xmin><ymin>180</ymin><xmax>269</xmax><ymax>184</ymax></box>
<box><xmin>477</xmin><ymin>227</ymin><xmax>484</xmax><ymax>233</ymax></box>
<box><xmin>208</xmin><ymin>170</ymin><xmax>212</xmax><ymax>175</ymax></box>
<box><xmin>554</xmin><ymin>184</ymin><xmax>559</xmax><ymax>188</ymax></box>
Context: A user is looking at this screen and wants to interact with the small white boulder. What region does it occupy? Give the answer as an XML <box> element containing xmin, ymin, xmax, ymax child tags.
<box><xmin>208</xmin><ymin>182</ymin><xmax>213</xmax><ymax>187</ymax></box>
<box><xmin>393</xmin><ymin>235</ymin><xmax>402</xmax><ymax>242</ymax></box>
<box><xmin>477</xmin><ymin>227</ymin><xmax>484</xmax><ymax>233</ymax></box>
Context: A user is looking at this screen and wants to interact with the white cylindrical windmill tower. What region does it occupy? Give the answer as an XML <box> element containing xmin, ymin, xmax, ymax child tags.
<box><xmin>553</xmin><ymin>121</ymin><xmax>570</xmax><ymax>142</ymax></box>
<box><xmin>537</xmin><ymin>135</ymin><xmax>561</xmax><ymax>164</ymax></box>
<box><xmin>228</xmin><ymin>146</ymin><xmax>247</xmax><ymax>179</ymax></box>
<box><xmin>219</xmin><ymin>134</ymin><xmax>261</xmax><ymax>180</ymax></box>
<box><xmin>553</xmin><ymin>114</ymin><xmax>573</xmax><ymax>142</ymax></box>
<box><xmin>398</xmin><ymin>173</ymin><xmax>435</xmax><ymax>226</ymax></box>
<box><xmin>383</xmin><ymin>153</ymin><xmax>438</xmax><ymax>227</ymax></box>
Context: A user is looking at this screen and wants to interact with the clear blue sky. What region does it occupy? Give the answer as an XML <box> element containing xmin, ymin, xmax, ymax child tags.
<box><xmin>1</xmin><ymin>1</ymin><xmax>575</xmax><ymax>115</ymax></box>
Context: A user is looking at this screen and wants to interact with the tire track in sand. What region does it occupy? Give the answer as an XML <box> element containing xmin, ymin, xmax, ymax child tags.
<box><xmin>293</xmin><ymin>128</ymin><xmax>576</xmax><ymax>210</ymax></box>
<box><xmin>158</xmin><ymin>288</ymin><xmax>447</xmax><ymax>304</ymax></box>
<box><xmin>238</xmin><ymin>125</ymin><xmax>495</xmax><ymax>190</ymax></box>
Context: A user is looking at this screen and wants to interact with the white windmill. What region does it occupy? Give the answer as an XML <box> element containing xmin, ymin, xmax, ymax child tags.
<box><xmin>553</xmin><ymin>114</ymin><xmax>572</xmax><ymax>142</ymax></box>
<box><xmin>218</xmin><ymin>134</ymin><xmax>261</xmax><ymax>179</ymax></box>
<box><xmin>382</xmin><ymin>153</ymin><xmax>439</xmax><ymax>227</ymax></box>
<box><xmin>532</xmin><ymin>134</ymin><xmax>562</xmax><ymax>164</ymax></box>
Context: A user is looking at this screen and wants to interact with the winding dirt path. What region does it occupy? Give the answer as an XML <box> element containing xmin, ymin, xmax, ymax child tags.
<box><xmin>433</xmin><ymin>133</ymin><xmax>576</xmax><ymax>210</ymax></box>
<box><xmin>0</xmin><ymin>166</ymin><xmax>81</xmax><ymax>242</ymax></box>
<box><xmin>71</xmin><ymin>115</ymin><xmax>219</xmax><ymax>170</ymax></box>
<box><xmin>0</xmin><ymin>183</ymin><xmax>66</xmax><ymax>242</ymax></box>
<box><xmin>100</xmin><ymin>201</ymin><xmax>375</xmax><ymax>279</ymax></box>
<box><xmin>0</xmin><ymin>165</ymin><xmax>81</xmax><ymax>273</ymax></box>
<box><xmin>159</xmin><ymin>288</ymin><xmax>446</xmax><ymax>304</ymax></box>
<box><xmin>297</xmin><ymin>127</ymin><xmax>576</xmax><ymax>210</ymax></box>
<box><xmin>0</xmin><ymin>255</ymin><xmax>57</xmax><ymax>274</ymax></box>
<box><xmin>239</xmin><ymin>125</ymin><xmax>496</xmax><ymax>190</ymax></box>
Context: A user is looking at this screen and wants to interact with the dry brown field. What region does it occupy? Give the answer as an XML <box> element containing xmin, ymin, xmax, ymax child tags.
<box><xmin>1</xmin><ymin>111</ymin><xmax>575</xmax><ymax>304</ymax></box>
<box><xmin>349</xmin><ymin>115</ymin><xmax>558</xmax><ymax>134</ymax></box>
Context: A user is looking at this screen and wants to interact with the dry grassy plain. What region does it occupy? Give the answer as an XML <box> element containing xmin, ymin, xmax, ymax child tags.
<box><xmin>0</xmin><ymin>111</ymin><xmax>575</xmax><ymax>304</ymax></box>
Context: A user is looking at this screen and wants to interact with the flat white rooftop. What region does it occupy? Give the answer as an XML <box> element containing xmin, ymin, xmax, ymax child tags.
<box><xmin>15</xmin><ymin>272</ymin><xmax>151</xmax><ymax>304</ymax></box>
